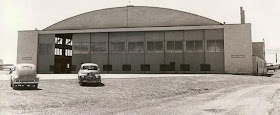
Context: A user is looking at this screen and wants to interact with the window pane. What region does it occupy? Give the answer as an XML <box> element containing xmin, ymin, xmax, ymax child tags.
<box><xmin>128</xmin><ymin>42</ymin><xmax>144</xmax><ymax>53</ymax></box>
<box><xmin>186</xmin><ymin>41</ymin><xmax>194</xmax><ymax>52</ymax></box>
<box><xmin>195</xmin><ymin>40</ymin><xmax>203</xmax><ymax>52</ymax></box>
<box><xmin>175</xmin><ymin>41</ymin><xmax>183</xmax><ymax>51</ymax></box>
<box><xmin>147</xmin><ymin>42</ymin><xmax>154</xmax><ymax>51</ymax></box>
<box><xmin>207</xmin><ymin>40</ymin><xmax>216</xmax><ymax>52</ymax></box>
<box><xmin>147</xmin><ymin>41</ymin><xmax>163</xmax><ymax>52</ymax></box>
<box><xmin>167</xmin><ymin>41</ymin><xmax>174</xmax><ymax>51</ymax></box>
<box><xmin>155</xmin><ymin>41</ymin><xmax>163</xmax><ymax>51</ymax></box>
<box><xmin>110</xmin><ymin>42</ymin><xmax>125</xmax><ymax>53</ymax></box>
<box><xmin>216</xmin><ymin>40</ymin><xmax>224</xmax><ymax>52</ymax></box>
<box><xmin>92</xmin><ymin>42</ymin><xmax>107</xmax><ymax>53</ymax></box>
<box><xmin>73</xmin><ymin>42</ymin><xmax>90</xmax><ymax>54</ymax></box>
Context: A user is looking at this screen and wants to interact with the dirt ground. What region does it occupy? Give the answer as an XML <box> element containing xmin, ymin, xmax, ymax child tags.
<box><xmin>1</xmin><ymin>74</ymin><xmax>280</xmax><ymax>115</ymax></box>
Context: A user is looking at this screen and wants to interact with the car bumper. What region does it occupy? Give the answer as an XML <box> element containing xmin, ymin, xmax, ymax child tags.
<box><xmin>81</xmin><ymin>76</ymin><xmax>101</xmax><ymax>83</ymax></box>
<box><xmin>13</xmin><ymin>82</ymin><xmax>39</xmax><ymax>85</ymax></box>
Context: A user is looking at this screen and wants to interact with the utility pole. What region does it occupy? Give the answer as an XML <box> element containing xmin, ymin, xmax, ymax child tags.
<box><xmin>276</xmin><ymin>53</ymin><xmax>278</xmax><ymax>64</ymax></box>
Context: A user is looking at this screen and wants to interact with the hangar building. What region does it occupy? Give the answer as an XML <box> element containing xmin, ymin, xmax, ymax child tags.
<box><xmin>17</xmin><ymin>6</ymin><xmax>266</xmax><ymax>74</ymax></box>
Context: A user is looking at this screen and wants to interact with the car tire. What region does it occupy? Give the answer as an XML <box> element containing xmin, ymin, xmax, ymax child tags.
<box><xmin>12</xmin><ymin>85</ymin><xmax>17</xmax><ymax>90</ymax></box>
<box><xmin>34</xmin><ymin>84</ymin><xmax>38</xmax><ymax>89</ymax></box>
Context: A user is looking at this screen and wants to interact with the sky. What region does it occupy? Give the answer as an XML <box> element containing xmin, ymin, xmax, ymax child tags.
<box><xmin>0</xmin><ymin>0</ymin><xmax>280</xmax><ymax>64</ymax></box>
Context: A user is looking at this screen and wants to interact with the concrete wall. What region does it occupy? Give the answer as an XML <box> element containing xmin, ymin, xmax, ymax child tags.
<box><xmin>253</xmin><ymin>56</ymin><xmax>267</xmax><ymax>75</ymax></box>
<box><xmin>224</xmin><ymin>24</ymin><xmax>253</xmax><ymax>74</ymax></box>
<box><xmin>17</xmin><ymin>30</ymin><xmax>38</xmax><ymax>67</ymax></box>
<box><xmin>38</xmin><ymin>34</ymin><xmax>55</xmax><ymax>73</ymax></box>
<box><xmin>252</xmin><ymin>42</ymin><xmax>265</xmax><ymax>60</ymax></box>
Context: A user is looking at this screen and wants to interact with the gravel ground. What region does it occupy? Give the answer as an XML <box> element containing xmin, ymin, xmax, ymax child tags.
<box><xmin>1</xmin><ymin>74</ymin><xmax>280</xmax><ymax>115</ymax></box>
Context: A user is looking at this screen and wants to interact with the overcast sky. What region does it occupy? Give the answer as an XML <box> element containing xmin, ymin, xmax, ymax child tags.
<box><xmin>0</xmin><ymin>0</ymin><xmax>280</xmax><ymax>64</ymax></box>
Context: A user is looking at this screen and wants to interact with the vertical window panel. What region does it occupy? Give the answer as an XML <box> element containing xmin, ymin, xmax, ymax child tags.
<box><xmin>147</xmin><ymin>41</ymin><xmax>163</xmax><ymax>52</ymax></box>
<box><xmin>110</xmin><ymin>42</ymin><xmax>125</xmax><ymax>53</ymax></box>
<box><xmin>186</xmin><ymin>41</ymin><xmax>194</xmax><ymax>52</ymax></box>
<box><xmin>216</xmin><ymin>40</ymin><xmax>224</xmax><ymax>52</ymax></box>
<box><xmin>167</xmin><ymin>41</ymin><xmax>183</xmax><ymax>52</ymax></box>
<box><xmin>92</xmin><ymin>42</ymin><xmax>107</xmax><ymax>53</ymax></box>
<box><xmin>194</xmin><ymin>40</ymin><xmax>203</xmax><ymax>52</ymax></box>
<box><xmin>207</xmin><ymin>40</ymin><xmax>216</xmax><ymax>52</ymax></box>
<box><xmin>128</xmin><ymin>42</ymin><xmax>144</xmax><ymax>53</ymax></box>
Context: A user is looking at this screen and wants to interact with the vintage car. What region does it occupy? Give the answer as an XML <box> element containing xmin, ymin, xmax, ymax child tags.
<box><xmin>78</xmin><ymin>63</ymin><xmax>101</xmax><ymax>86</ymax></box>
<box><xmin>10</xmin><ymin>63</ymin><xmax>39</xmax><ymax>89</ymax></box>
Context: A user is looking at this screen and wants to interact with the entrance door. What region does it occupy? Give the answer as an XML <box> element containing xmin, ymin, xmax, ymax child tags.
<box><xmin>54</xmin><ymin>34</ymin><xmax>73</xmax><ymax>74</ymax></box>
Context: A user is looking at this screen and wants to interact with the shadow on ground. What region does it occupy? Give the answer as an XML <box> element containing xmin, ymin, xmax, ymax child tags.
<box><xmin>13</xmin><ymin>86</ymin><xmax>42</xmax><ymax>90</ymax></box>
<box><xmin>82</xmin><ymin>83</ymin><xmax>105</xmax><ymax>87</ymax></box>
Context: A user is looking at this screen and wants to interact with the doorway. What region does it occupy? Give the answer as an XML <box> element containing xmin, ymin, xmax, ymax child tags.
<box><xmin>54</xmin><ymin>34</ymin><xmax>73</xmax><ymax>74</ymax></box>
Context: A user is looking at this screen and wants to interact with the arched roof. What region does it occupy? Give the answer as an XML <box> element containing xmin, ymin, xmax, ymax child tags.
<box><xmin>44</xmin><ymin>6</ymin><xmax>221</xmax><ymax>30</ymax></box>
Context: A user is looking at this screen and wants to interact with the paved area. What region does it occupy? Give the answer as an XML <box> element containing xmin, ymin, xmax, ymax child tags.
<box><xmin>1</xmin><ymin>72</ymin><xmax>280</xmax><ymax>115</ymax></box>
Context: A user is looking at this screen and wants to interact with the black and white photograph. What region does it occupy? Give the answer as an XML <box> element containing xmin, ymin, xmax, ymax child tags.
<box><xmin>1</xmin><ymin>0</ymin><xmax>280</xmax><ymax>114</ymax></box>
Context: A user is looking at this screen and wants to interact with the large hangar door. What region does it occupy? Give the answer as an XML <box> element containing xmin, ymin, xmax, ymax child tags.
<box><xmin>38</xmin><ymin>34</ymin><xmax>55</xmax><ymax>74</ymax></box>
<box><xmin>54</xmin><ymin>34</ymin><xmax>73</xmax><ymax>74</ymax></box>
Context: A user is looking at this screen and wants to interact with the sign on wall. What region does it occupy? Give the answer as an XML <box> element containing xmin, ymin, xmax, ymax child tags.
<box><xmin>231</xmin><ymin>55</ymin><xmax>245</xmax><ymax>58</ymax></box>
<box><xmin>22</xmin><ymin>57</ymin><xmax>32</xmax><ymax>60</ymax></box>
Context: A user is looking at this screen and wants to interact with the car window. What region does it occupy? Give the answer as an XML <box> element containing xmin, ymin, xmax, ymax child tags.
<box><xmin>82</xmin><ymin>66</ymin><xmax>98</xmax><ymax>70</ymax></box>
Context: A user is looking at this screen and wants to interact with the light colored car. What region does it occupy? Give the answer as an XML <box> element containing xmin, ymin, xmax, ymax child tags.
<box><xmin>78</xmin><ymin>63</ymin><xmax>101</xmax><ymax>86</ymax></box>
<box><xmin>10</xmin><ymin>63</ymin><xmax>39</xmax><ymax>89</ymax></box>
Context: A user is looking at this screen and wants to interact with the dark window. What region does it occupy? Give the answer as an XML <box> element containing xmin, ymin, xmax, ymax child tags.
<box><xmin>160</xmin><ymin>64</ymin><xmax>175</xmax><ymax>71</ymax></box>
<box><xmin>200</xmin><ymin>64</ymin><xmax>211</xmax><ymax>71</ymax></box>
<box><xmin>216</xmin><ymin>40</ymin><xmax>224</xmax><ymax>52</ymax></box>
<box><xmin>141</xmin><ymin>64</ymin><xmax>150</xmax><ymax>71</ymax></box>
<box><xmin>207</xmin><ymin>40</ymin><xmax>216</xmax><ymax>52</ymax></box>
<box><xmin>92</xmin><ymin>42</ymin><xmax>107</xmax><ymax>53</ymax></box>
<box><xmin>160</xmin><ymin>64</ymin><xmax>168</xmax><ymax>71</ymax></box>
<box><xmin>186</xmin><ymin>40</ymin><xmax>204</xmax><ymax>52</ymax></box>
<box><xmin>186</xmin><ymin>41</ymin><xmax>194</xmax><ymax>52</ymax></box>
<box><xmin>103</xmin><ymin>65</ymin><xmax>112</xmax><ymax>71</ymax></box>
<box><xmin>207</xmin><ymin>40</ymin><xmax>224</xmax><ymax>52</ymax></box>
<box><xmin>122</xmin><ymin>64</ymin><xmax>131</xmax><ymax>71</ymax></box>
<box><xmin>195</xmin><ymin>40</ymin><xmax>203</xmax><ymax>52</ymax></box>
<box><xmin>167</xmin><ymin>41</ymin><xmax>183</xmax><ymax>52</ymax></box>
<box><xmin>180</xmin><ymin>64</ymin><xmax>190</xmax><ymax>71</ymax></box>
<box><xmin>110</xmin><ymin>42</ymin><xmax>125</xmax><ymax>53</ymax></box>
<box><xmin>147</xmin><ymin>41</ymin><xmax>163</xmax><ymax>52</ymax></box>
<box><xmin>73</xmin><ymin>42</ymin><xmax>90</xmax><ymax>54</ymax></box>
<box><xmin>128</xmin><ymin>42</ymin><xmax>144</xmax><ymax>53</ymax></box>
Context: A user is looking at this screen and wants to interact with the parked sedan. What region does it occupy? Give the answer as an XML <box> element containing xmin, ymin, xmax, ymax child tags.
<box><xmin>78</xmin><ymin>63</ymin><xmax>101</xmax><ymax>86</ymax></box>
<box><xmin>10</xmin><ymin>63</ymin><xmax>39</xmax><ymax>89</ymax></box>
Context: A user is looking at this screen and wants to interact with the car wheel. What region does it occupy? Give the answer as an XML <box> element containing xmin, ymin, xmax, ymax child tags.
<box><xmin>12</xmin><ymin>84</ymin><xmax>17</xmax><ymax>90</ymax></box>
<box><xmin>34</xmin><ymin>84</ymin><xmax>38</xmax><ymax>89</ymax></box>
<box><xmin>79</xmin><ymin>79</ymin><xmax>83</xmax><ymax>86</ymax></box>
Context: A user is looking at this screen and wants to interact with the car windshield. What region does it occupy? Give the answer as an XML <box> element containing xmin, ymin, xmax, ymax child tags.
<box><xmin>82</xmin><ymin>66</ymin><xmax>98</xmax><ymax>70</ymax></box>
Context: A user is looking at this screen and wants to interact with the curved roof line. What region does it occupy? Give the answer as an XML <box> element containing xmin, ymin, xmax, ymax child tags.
<box><xmin>44</xmin><ymin>6</ymin><xmax>222</xmax><ymax>30</ymax></box>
